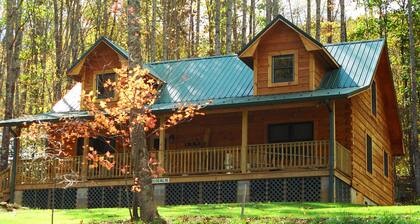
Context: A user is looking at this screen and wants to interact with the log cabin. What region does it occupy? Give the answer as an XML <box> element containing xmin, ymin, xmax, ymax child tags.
<box><xmin>0</xmin><ymin>15</ymin><xmax>403</xmax><ymax>208</ymax></box>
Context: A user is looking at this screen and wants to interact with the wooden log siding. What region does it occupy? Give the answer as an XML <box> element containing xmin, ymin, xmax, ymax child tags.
<box><xmin>247</xmin><ymin>140</ymin><xmax>329</xmax><ymax>171</ymax></box>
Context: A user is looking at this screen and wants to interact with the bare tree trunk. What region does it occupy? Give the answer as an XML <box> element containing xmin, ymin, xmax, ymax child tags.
<box><xmin>250</xmin><ymin>0</ymin><xmax>255</xmax><ymax>38</ymax></box>
<box><xmin>326</xmin><ymin>0</ymin><xmax>333</xmax><ymax>43</ymax></box>
<box><xmin>151</xmin><ymin>0</ymin><xmax>157</xmax><ymax>61</ymax></box>
<box><xmin>306</xmin><ymin>0</ymin><xmax>311</xmax><ymax>34</ymax></box>
<box><xmin>241</xmin><ymin>0</ymin><xmax>247</xmax><ymax>45</ymax></box>
<box><xmin>226</xmin><ymin>0</ymin><xmax>233</xmax><ymax>53</ymax></box>
<box><xmin>407</xmin><ymin>0</ymin><xmax>420</xmax><ymax>197</ymax></box>
<box><xmin>162</xmin><ymin>0</ymin><xmax>169</xmax><ymax>60</ymax></box>
<box><xmin>233</xmin><ymin>0</ymin><xmax>238</xmax><ymax>51</ymax></box>
<box><xmin>189</xmin><ymin>0</ymin><xmax>195</xmax><ymax>57</ymax></box>
<box><xmin>53</xmin><ymin>0</ymin><xmax>63</xmax><ymax>102</ymax></box>
<box><xmin>339</xmin><ymin>0</ymin><xmax>346</xmax><ymax>42</ymax></box>
<box><xmin>265</xmin><ymin>0</ymin><xmax>272</xmax><ymax>24</ymax></box>
<box><xmin>206</xmin><ymin>0</ymin><xmax>214</xmax><ymax>55</ymax></box>
<box><xmin>215</xmin><ymin>0</ymin><xmax>221</xmax><ymax>55</ymax></box>
<box><xmin>315</xmin><ymin>0</ymin><xmax>321</xmax><ymax>41</ymax></box>
<box><xmin>196</xmin><ymin>0</ymin><xmax>201</xmax><ymax>54</ymax></box>
<box><xmin>272</xmin><ymin>0</ymin><xmax>279</xmax><ymax>18</ymax></box>
<box><xmin>1</xmin><ymin>0</ymin><xmax>23</xmax><ymax>170</ymax></box>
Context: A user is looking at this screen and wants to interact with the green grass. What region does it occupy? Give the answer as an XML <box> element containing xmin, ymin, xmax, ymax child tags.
<box><xmin>0</xmin><ymin>202</ymin><xmax>419</xmax><ymax>223</ymax></box>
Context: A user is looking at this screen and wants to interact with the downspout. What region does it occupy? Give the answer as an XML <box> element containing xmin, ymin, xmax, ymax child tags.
<box><xmin>9</xmin><ymin>128</ymin><xmax>19</xmax><ymax>203</ymax></box>
<box><xmin>325</xmin><ymin>100</ymin><xmax>335</xmax><ymax>203</ymax></box>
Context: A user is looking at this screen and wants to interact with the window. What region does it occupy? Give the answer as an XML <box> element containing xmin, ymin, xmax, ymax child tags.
<box><xmin>272</xmin><ymin>54</ymin><xmax>294</xmax><ymax>83</ymax></box>
<box><xmin>383</xmin><ymin>151</ymin><xmax>389</xmax><ymax>177</ymax></box>
<box><xmin>96</xmin><ymin>73</ymin><xmax>116</xmax><ymax>99</ymax></box>
<box><xmin>75</xmin><ymin>136</ymin><xmax>116</xmax><ymax>155</ymax></box>
<box><xmin>366</xmin><ymin>134</ymin><xmax>373</xmax><ymax>174</ymax></box>
<box><xmin>372</xmin><ymin>81</ymin><xmax>377</xmax><ymax>115</ymax></box>
<box><xmin>268</xmin><ymin>122</ymin><xmax>313</xmax><ymax>143</ymax></box>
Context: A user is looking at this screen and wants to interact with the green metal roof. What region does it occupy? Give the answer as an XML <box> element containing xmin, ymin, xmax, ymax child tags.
<box><xmin>0</xmin><ymin>37</ymin><xmax>386</xmax><ymax>126</ymax></box>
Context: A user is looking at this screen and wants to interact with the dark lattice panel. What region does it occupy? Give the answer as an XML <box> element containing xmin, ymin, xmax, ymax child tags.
<box><xmin>250</xmin><ymin>178</ymin><xmax>320</xmax><ymax>203</ymax></box>
<box><xmin>303</xmin><ymin>177</ymin><xmax>321</xmax><ymax>202</ymax></box>
<box><xmin>250</xmin><ymin>180</ymin><xmax>268</xmax><ymax>202</ymax></box>
<box><xmin>87</xmin><ymin>186</ymin><xmax>133</xmax><ymax>208</ymax></box>
<box><xmin>22</xmin><ymin>188</ymin><xmax>76</xmax><ymax>209</ymax></box>
<box><xmin>268</xmin><ymin>179</ymin><xmax>284</xmax><ymax>202</ymax></box>
<box><xmin>336</xmin><ymin>178</ymin><xmax>351</xmax><ymax>203</ymax></box>
<box><xmin>286</xmin><ymin>178</ymin><xmax>303</xmax><ymax>202</ymax></box>
<box><xmin>219</xmin><ymin>181</ymin><xmax>237</xmax><ymax>203</ymax></box>
<box><xmin>166</xmin><ymin>181</ymin><xmax>237</xmax><ymax>205</ymax></box>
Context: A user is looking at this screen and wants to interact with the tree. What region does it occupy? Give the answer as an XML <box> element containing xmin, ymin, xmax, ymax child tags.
<box><xmin>249</xmin><ymin>0</ymin><xmax>256</xmax><ymax>40</ymax></box>
<box><xmin>306</xmin><ymin>0</ymin><xmax>311</xmax><ymax>35</ymax></box>
<box><xmin>339</xmin><ymin>0</ymin><xmax>347</xmax><ymax>42</ymax></box>
<box><xmin>265</xmin><ymin>0</ymin><xmax>272</xmax><ymax>24</ymax></box>
<box><xmin>151</xmin><ymin>0</ymin><xmax>157</xmax><ymax>61</ymax></box>
<box><xmin>315</xmin><ymin>0</ymin><xmax>321</xmax><ymax>41</ymax></box>
<box><xmin>407</xmin><ymin>0</ymin><xmax>420</xmax><ymax>197</ymax></box>
<box><xmin>226</xmin><ymin>0</ymin><xmax>233</xmax><ymax>53</ymax></box>
<box><xmin>215</xmin><ymin>0</ymin><xmax>221</xmax><ymax>55</ymax></box>
<box><xmin>326</xmin><ymin>0</ymin><xmax>333</xmax><ymax>43</ymax></box>
<box><xmin>241</xmin><ymin>0</ymin><xmax>247</xmax><ymax>45</ymax></box>
<box><xmin>196</xmin><ymin>0</ymin><xmax>201</xmax><ymax>54</ymax></box>
<box><xmin>1</xmin><ymin>0</ymin><xmax>23</xmax><ymax>170</ymax></box>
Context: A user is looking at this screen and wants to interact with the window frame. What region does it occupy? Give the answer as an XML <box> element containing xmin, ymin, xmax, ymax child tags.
<box><xmin>94</xmin><ymin>69</ymin><xmax>118</xmax><ymax>100</ymax></box>
<box><xmin>371</xmin><ymin>80</ymin><xmax>377</xmax><ymax>116</ymax></box>
<box><xmin>267</xmin><ymin>50</ymin><xmax>299</xmax><ymax>87</ymax></box>
<box><xmin>366</xmin><ymin>134</ymin><xmax>373</xmax><ymax>175</ymax></box>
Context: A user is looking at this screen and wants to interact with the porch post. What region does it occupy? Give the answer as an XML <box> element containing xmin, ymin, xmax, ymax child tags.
<box><xmin>241</xmin><ymin>111</ymin><xmax>248</xmax><ymax>173</ymax></box>
<box><xmin>81</xmin><ymin>137</ymin><xmax>89</xmax><ymax>181</ymax></box>
<box><xmin>159</xmin><ymin>116</ymin><xmax>165</xmax><ymax>169</ymax></box>
<box><xmin>328</xmin><ymin>100</ymin><xmax>336</xmax><ymax>202</ymax></box>
<box><xmin>9</xmin><ymin>127</ymin><xmax>20</xmax><ymax>203</ymax></box>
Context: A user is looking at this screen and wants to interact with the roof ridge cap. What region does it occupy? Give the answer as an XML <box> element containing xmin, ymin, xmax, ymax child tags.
<box><xmin>325</xmin><ymin>38</ymin><xmax>384</xmax><ymax>46</ymax></box>
<box><xmin>146</xmin><ymin>54</ymin><xmax>237</xmax><ymax>65</ymax></box>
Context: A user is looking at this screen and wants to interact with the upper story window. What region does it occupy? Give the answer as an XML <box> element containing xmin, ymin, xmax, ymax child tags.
<box><xmin>272</xmin><ymin>54</ymin><xmax>294</xmax><ymax>83</ymax></box>
<box><xmin>366</xmin><ymin>134</ymin><xmax>373</xmax><ymax>174</ymax></box>
<box><xmin>371</xmin><ymin>81</ymin><xmax>377</xmax><ymax>116</ymax></box>
<box><xmin>96</xmin><ymin>72</ymin><xmax>116</xmax><ymax>99</ymax></box>
<box><xmin>268</xmin><ymin>50</ymin><xmax>298</xmax><ymax>87</ymax></box>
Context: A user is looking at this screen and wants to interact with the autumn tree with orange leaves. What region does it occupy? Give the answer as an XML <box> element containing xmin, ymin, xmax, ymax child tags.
<box><xmin>22</xmin><ymin>66</ymin><xmax>206</xmax><ymax>223</ymax></box>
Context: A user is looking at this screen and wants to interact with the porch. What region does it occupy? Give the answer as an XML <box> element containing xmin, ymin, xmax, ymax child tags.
<box><xmin>10</xmin><ymin>140</ymin><xmax>351</xmax><ymax>186</ymax></box>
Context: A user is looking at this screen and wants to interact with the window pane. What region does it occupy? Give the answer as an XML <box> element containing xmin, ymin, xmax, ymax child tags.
<box><xmin>268</xmin><ymin>124</ymin><xmax>290</xmax><ymax>143</ymax></box>
<box><xmin>372</xmin><ymin>81</ymin><xmax>377</xmax><ymax>115</ymax></box>
<box><xmin>384</xmin><ymin>151</ymin><xmax>389</xmax><ymax>177</ymax></box>
<box><xmin>97</xmin><ymin>73</ymin><xmax>116</xmax><ymax>99</ymax></box>
<box><xmin>272</xmin><ymin>54</ymin><xmax>294</xmax><ymax>83</ymax></box>
<box><xmin>367</xmin><ymin>135</ymin><xmax>373</xmax><ymax>173</ymax></box>
<box><xmin>291</xmin><ymin>123</ymin><xmax>314</xmax><ymax>141</ymax></box>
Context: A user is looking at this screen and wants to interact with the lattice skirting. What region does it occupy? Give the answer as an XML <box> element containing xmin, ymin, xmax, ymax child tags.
<box><xmin>335</xmin><ymin>178</ymin><xmax>351</xmax><ymax>203</ymax></box>
<box><xmin>165</xmin><ymin>181</ymin><xmax>237</xmax><ymax>205</ymax></box>
<box><xmin>87</xmin><ymin>186</ymin><xmax>133</xmax><ymax>208</ymax></box>
<box><xmin>250</xmin><ymin>177</ymin><xmax>321</xmax><ymax>202</ymax></box>
<box><xmin>22</xmin><ymin>188</ymin><xmax>77</xmax><ymax>209</ymax></box>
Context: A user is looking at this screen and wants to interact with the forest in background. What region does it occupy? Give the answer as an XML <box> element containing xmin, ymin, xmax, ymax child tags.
<box><xmin>0</xmin><ymin>0</ymin><xmax>418</xmax><ymax>179</ymax></box>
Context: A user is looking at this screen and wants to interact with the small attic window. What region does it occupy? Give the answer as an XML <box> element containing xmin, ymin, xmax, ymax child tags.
<box><xmin>272</xmin><ymin>54</ymin><xmax>294</xmax><ymax>83</ymax></box>
<box><xmin>268</xmin><ymin>50</ymin><xmax>298</xmax><ymax>87</ymax></box>
<box><xmin>96</xmin><ymin>72</ymin><xmax>116</xmax><ymax>99</ymax></box>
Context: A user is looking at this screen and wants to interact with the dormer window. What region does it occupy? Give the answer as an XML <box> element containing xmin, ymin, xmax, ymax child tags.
<box><xmin>272</xmin><ymin>54</ymin><xmax>294</xmax><ymax>83</ymax></box>
<box><xmin>268</xmin><ymin>50</ymin><xmax>298</xmax><ymax>87</ymax></box>
<box><xmin>96</xmin><ymin>72</ymin><xmax>116</xmax><ymax>99</ymax></box>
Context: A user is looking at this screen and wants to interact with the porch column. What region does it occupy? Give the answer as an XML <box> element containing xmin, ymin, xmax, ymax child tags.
<box><xmin>159</xmin><ymin>116</ymin><xmax>165</xmax><ymax>169</ymax></box>
<box><xmin>9</xmin><ymin>127</ymin><xmax>21</xmax><ymax>203</ymax></box>
<box><xmin>241</xmin><ymin>111</ymin><xmax>248</xmax><ymax>173</ymax></box>
<box><xmin>328</xmin><ymin>100</ymin><xmax>336</xmax><ymax>202</ymax></box>
<box><xmin>81</xmin><ymin>137</ymin><xmax>89</xmax><ymax>181</ymax></box>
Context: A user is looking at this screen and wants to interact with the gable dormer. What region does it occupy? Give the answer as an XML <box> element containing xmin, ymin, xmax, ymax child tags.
<box><xmin>238</xmin><ymin>15</ymin><xmax>339</xmax><ymax>95</ymax></box>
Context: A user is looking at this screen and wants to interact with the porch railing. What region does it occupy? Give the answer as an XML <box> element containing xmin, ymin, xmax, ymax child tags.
<box><xmin>248</xmin><ymin>140</ymin><xmax>329</xmax><ymax>171</ymax></box>
<box><xmin>15</xmin><ymin>140</ymin><xmax>351</xmax><ymax>185</ymax></box>
<box><xmin>335</xmin><ymin>142</ymin><xmax>352</xmax><ymax>177</ymax></box>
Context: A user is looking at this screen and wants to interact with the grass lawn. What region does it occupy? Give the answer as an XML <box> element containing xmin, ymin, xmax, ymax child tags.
<box><xmin>0</xmin><ymin>202</ymin><xmax>419</xmax><ymax>223</ymax></box>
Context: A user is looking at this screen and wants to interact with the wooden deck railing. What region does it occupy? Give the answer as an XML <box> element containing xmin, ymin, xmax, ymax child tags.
<box><xmin>335</xmin><ymin>142</ymin><xmax>352</xmax><ymax>177</ymax></box>
<box><xmin>15</xmin><ymin>140</ymin><xmax>351</xmax><ymax>185</ymax></box>
<box><xmin>0</xmin><ymin>167</ymin><xmax>10</xmax><ymax>192</ymax></box>
<box><xmin>163</xmin><ymin>146</ymin><xmax>241</xmax><ymax>175</ymax></box>
<box><xmin>247</xmin><ymin>140</ymin><xmax>329</xmax><ymax>171</ymax></box>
